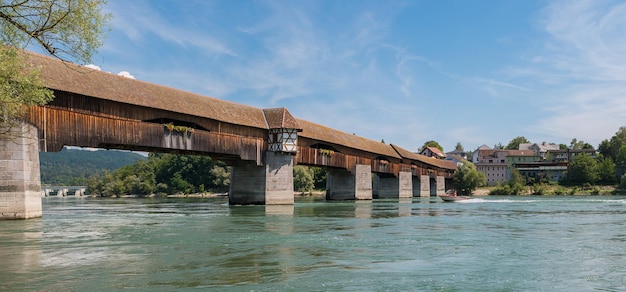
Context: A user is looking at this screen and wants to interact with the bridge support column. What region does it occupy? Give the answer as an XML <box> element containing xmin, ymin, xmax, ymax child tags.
<box><xmin>436</xmin><ymin>176</ymin><xmax>446</xmax><ymax>195</ymax></box>
<box><xmin>445</xmin><ymin>177</ymin><xmax>454</xmax><ymax>193</ymax></box>
<box><xmin>326</xmin><ymin>164</ymin><xmax>372</xmax><ymax>200</ymax></box>
<box><xmin>0</xmin><ymin>123</ymin><xmax>42</xmax><ymax>220</ymax></box>
<box><xmin>373</xmin><ymin>171</ymin><xmax>412</xmax><ymax>199</ymax></box>
<box><xmin>418</xmin><ymin>175</ymin><xmax>430</xmax><ymax>197</ymax></box>
<box><xmin>229</xmin><ymin>151</ymin><xmax>294</xmax><ymax>205</ymax></box>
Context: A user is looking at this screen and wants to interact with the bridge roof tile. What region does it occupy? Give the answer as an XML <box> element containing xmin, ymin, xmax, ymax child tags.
<box><xmin>297</xmin><ymin>119</ymin><xmax>401</xmax><ymax>159</ymax></box>
<box><xmin>25</xmin><ymin>51</ymin><xmax>269</xmax><ymax>129</ymax></box>
<box><xmin>263</xmin><ymin>108</ymin><xmax>301</xmax><ymax>130</ymax></box>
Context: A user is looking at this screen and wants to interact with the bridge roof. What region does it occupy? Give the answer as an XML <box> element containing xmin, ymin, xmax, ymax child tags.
<box><xmin>25</xmin><ymin>51</ymin><xmax>269</xmax><ymax>129</ymax></box>
<box><xmin>391</xmin><ymin>144</ymin><xmax>457</xmax><ymax>170</ymax></box>
<box><xmin>297</xmin><ymin>119</ymin><xmax>401</xmax><ymax>159</ymax></box>
<box><xmin>263</xmin><ymin>108</ymin><xmax>301</xmax><ymax>130</ymax></box>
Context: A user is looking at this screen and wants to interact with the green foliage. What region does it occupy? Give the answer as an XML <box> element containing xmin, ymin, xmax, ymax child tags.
<box><xmin>0</xmin><ymin>0</ymin><xmax>110</xmax><ymax>130</ymax></box>
<box><xmin>209</xmin><ymin>165</ymin><xmax>230</xmax><ymax>192</ymax></box>
<box><xmin>453</xmin><ymin>161</ymin><xmax>486</xmax><ymax>195</ymax></box>
<box><xmin>454</xmin><ymin>142</ymin><xmax>464</xmax><ymax>151</ymax></box>
<box><xmin>505</xmin><ymin>136</ymin><xmax>530</xmax><ymax>150</ymax></box>
<box><xmin>39</xmin><ymin>148</ymin><xmax>146</xmax><ymax>185</ymax></box>
<box><xmin>598</xmin><ymin>127</ymin><xmax>626</xmax><ymax>164</ymax></box>
<box><xmin>597</xmin><ymin>156</ymin><xmax>616</xmax><ymax>184</ymax></box>
<box><xmin>319</xmin><ymin>149</ymin><xmax>335</xmax><ymax>156</ymax></box>
<box><xmin>311</xmin><ymin>166</ymin><xmax>326</xmax><ymax>190</ymax></box>
<box><xmin>293</xmin><ymin>165</ymin><xmax>314</xmax><ymax>192</ymax></box>
<box><xmin>164</xmin><ymin>123</ymin><xmax>195</xmax><ymax>134</ymax></box>
<box><xmin>491</xmin><ymin>168</ymin><xmax>525</xmax><ymax>195</ymax></box>
<box><xmin>87</xmin><ymin>153</ymin><xmax>230</xmax><ymax>196</ymax></box>
<box><xmin>569</xmin><ymin>138</ymin><xmax>594</xmax><ymax>150</ymax></box>
<box><xmin>566</xmin><ymin>153</ymin><xmax>599</xmax><ymax>185</ymax></box>
<box><xmin>0</xmin><ymin>0</ymin><xmax>111</xmax><ymax>63</ymax></box>
<box><xmin>0</xmin><ymin>47</ymin><xmax>53</xmax><ymax>133</ymax></box>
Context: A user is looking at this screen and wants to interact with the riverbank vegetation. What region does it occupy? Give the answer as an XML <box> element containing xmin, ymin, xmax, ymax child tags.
<box><xmin>485</xmin><ymin>127</ymin><xmax>626</xmax><ymax>196</ymax></box>
<box><xmin>86</xmin><ymin>153</ymin><xmax>230</xmax><ymax>197</ymax></box>
<box><xmin>40</xmin><ymin>148</ymin><xmax>146</xmax><ymax>186</ymax></box>
<box><xmin>85</xmin><ymin>157</ymin><xmax>326</xmax><ymax>197</ymax></box>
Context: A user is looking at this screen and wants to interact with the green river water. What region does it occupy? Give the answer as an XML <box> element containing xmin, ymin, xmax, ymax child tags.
<box><xmin>0</xmin><ymin>195</ymin><xmax>624</xmax><ymax>291</ymax></box>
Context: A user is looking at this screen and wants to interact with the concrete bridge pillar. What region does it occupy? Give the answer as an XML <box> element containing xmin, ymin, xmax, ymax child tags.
<box><xmin>418</xmin><ymin>175</ymin><xmax>430</xmax><ymax>197</ymax></box>
<box><xmin>58</xmin><ymin>188</ymin><xmax>68</xmax><ymax>197</ymax></box>
<box><xmin>436</xmin><ymin>176</ymin><xmax>446</xmax><ymax>195</ymax></box>
<box><xmin>74</xmin><ymin>188</ymin><xmax>85</xmax><ymax>197</ymax></box>
<box><xmin>373</xmin><ymin>171</ymin><xmax>412</xmax><ymax>199</ymax></box>
<box><xmin>398</xmin><ymin>171</ymin><xmax>412</xmax><ymax>198</ymax></box>
<box><xmin>229</xmin><ymin>151</ymin><xmax>294</xmax><ymax>205</ymax></box>
<box><xmin>0</xmin><ymin>123</ymin><xmax>42</xmax><ymax>220</ymax></box>
<box><xmin>326</xmin><ymin>164</ymin><xmax>372</xmax><ymax>200</ymax></box>
<box><xmin>445</xmin><ymin>177</ymin><xmax>454</xmax><ymax>192</ymax></box>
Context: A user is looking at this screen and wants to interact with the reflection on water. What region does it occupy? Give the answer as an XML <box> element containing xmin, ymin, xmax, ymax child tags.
<box><xmin>0</xmin><ymin>196</ymin><xmax>625</xmax><ymax>291</ymax></box>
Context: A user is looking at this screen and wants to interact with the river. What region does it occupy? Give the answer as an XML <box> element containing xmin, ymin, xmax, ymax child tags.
<box><xmin>1</xmin><ymin>195</ymin><xmax>624</xmax><ymax>291</ymax></box>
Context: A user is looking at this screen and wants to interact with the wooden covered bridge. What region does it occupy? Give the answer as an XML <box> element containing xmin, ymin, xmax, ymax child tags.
<box><xmin>1</xmin><ymin>51</ymin><xmax>455</xmax><ymax>219</ymax></box>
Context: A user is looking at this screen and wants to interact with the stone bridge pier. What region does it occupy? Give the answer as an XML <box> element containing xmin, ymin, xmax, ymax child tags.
<box><xmin>373</xmin><ymin>171</ymin><xmax>412</xmax><ymax>199</ymax></box>
<box><xmin>228</xmin><ymin>151</ymin><xmax>295</xmax><ymax>205</ymax></box>
<box><xmin>0</xmin><ymin>123</ymin><xmax>42</xmax><ymax>220</ymax></box>
<box><xmin>325</xmin><ymin>164</ymin><xmax>372</xmax><ymax>200</ymax></box>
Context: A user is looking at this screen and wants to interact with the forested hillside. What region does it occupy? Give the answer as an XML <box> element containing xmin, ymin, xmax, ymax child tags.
<box><xmin>39</xmin><ymin>148</ymin><xmax>146</xmax><ymax>186</ymax></box>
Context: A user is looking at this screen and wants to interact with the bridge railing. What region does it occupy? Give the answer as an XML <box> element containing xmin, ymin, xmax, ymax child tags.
<box><xmin>298</xmin><ymin>147</ymin><xmax>403</xmax><ymax>175</ymax></box>
<box><xmin>296</xmin><ymin>146</ymin><xmax>372</xmax><ymax>171</ymax></box>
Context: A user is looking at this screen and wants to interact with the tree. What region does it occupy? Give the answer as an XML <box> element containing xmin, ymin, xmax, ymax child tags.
<box><xmin>491</xmin><ymin>168</ymin><xmax>526</xmax><ymax>196</ymax></box>
<box><xmin>598</xmin><ymin>127</ymin><xmax>626</xmax><ymax>163</ymax></box>
<box><xmin>567</xmin><ymin>153</ymin><xmax>599</xmax><ymax>185</ymax></box>
<box><xmin>419</xmin><ymin>140</ymin><xmax>443</xmax><ymax>153</ymax></box>
<box><xmin>293</xmin><ymin>165</ymin><xmax>314</xmax><ymax>193</ymax></box>
<box><xmin>493</xmin><ymin>142</ymin><xmax>504</xmax><ymax>150</ymax></box>
<box><xmin>453</xmin><ymin>161</ymin><xmax>486</xmax><ymax>195</ymax></box>
<box><xmin>596</xmin><ymin>156</ymin><xmax>616</xmax><ymax>184</ymax></box>
<box><xmin>569</xmin><ymin>138</ymin><xmax>594</xmax><ymax>150</ymax></box>
<box><xmin>454</xmin><ymin>142</ymin><xmax>464</xmax><ymax>151</ymax></box>
<box><xmin>209</xmin><ymin>165</ymin><xmax>230</xmax><ymax>192</ymax></box>
<box><xmin>505</xmin><ymin>136</ymin><xmax>530</xmax><ymax>150</ymax></box>
<box><xmin>311</xmin><ymin>166</ymin><xmax>326</xmax><ymax>190</ymax></box>
<box><xmin>1</xmin><ymin>0</ymin><xmax>110</xmax><ymax>135</ymax></box>
<box><xmin>86</xmin><ymin>153</ymin><xmax>232</xmax><ymax>196</ymax></box>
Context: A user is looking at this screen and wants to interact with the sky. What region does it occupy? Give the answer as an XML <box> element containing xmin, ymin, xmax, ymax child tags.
<box><xmin>78</xmin><ymin>0</ymin><xmax>626</xmax><ymax>153</ymax></box>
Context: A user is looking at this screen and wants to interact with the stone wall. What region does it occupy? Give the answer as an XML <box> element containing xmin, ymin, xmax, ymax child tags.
<box><xmin>373</xmin><ymin>171</ymin><xmax>412</xmax><ymax>199</ymax></box>
<box><xmin>229</xmin><ymin>151</ymin><xmax>294</xmax><ymax>205</ymax></box>
<box><xmin>0</xmin><ymin>123</ymin><xmax>42</xmax><ymax>219</ymax></box>
<box><xmin>326</xmin><ymin>164</ymin><xmax>372</xmax><ymax>200</ymax></box>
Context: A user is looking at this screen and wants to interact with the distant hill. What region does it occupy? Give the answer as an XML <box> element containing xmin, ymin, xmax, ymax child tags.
<box><xmin>39</xmin><ymin>148</ymin><xmax>146</xmax><ymax>186</ymax></box>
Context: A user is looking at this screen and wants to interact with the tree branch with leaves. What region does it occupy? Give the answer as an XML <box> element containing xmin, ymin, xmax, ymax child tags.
<box><xmin>0</xmin><ymin>0</ymin><xmax>110</xmax><ymax>136</ymax></box>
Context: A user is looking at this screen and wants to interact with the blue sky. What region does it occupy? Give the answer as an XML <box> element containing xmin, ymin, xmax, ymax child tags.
<box><xmin>82</xmin><ymin>0</ymin><xmax>626</xmax><ymax>153</ymax></box>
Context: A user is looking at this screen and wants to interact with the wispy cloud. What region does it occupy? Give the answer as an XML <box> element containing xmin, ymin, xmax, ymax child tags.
<box><xmin>105</xmin><ymin>1</ymin><xmax>236</xmax><ymax>56</ymax></box>
<box><xmin>524</xmin><ymin>0</ymin><xmax>626</xmax><ymax>145</ymax></box>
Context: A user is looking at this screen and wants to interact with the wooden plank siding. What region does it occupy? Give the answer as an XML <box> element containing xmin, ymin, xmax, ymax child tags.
<box><xmin>27</xmin><ymin>106</ymin><xmax>265</xmax><ymax>165</ymax></box>
<box><xmin>296</xmin><ymin>146</ymin><xmax>406</xmax><ymax>176</ymax></box>
<box><xmin>47</xmin><ymin>91</ymin><xmax>268</xmax><ymax>139</ymax></box>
